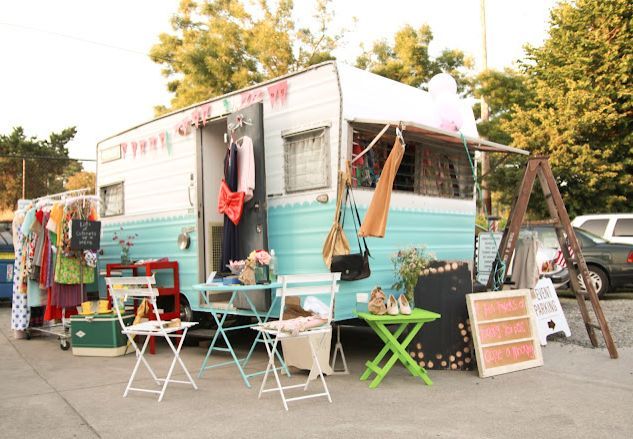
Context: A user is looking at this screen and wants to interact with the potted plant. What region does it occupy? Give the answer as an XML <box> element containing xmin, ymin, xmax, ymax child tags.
<box><xmin>112</xmin><ymin>227</ymin><xmax>138</xmax><ymax>265</ymax></box>
<box><xmin>392</xmin><ymin>246</ymin><xmax>435</xmax><ymax>305</ymax></box>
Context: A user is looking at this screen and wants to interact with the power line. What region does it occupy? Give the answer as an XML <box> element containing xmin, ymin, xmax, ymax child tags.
<box><xmin>0</xmin><ymin>21</ymin><xmax>177</xmax><ymax>66</ymax></box>
<box><xmin>0</xmin><ymin>154</ymin><xmax>96</xmax><ymax>162</ymax></box>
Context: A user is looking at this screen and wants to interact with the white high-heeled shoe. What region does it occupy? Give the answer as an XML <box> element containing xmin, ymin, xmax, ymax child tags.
<box><xmin>387</xmin><ymin>295</ymin><xmax>399</xmax><ymax>316</ymax></box>
<box><xmin>398</xmin><ymin>295</ymin><xmax>412</xmax><ymax>315</ymax></box>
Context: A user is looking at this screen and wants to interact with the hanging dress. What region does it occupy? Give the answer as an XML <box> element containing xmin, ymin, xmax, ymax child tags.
<box><xmin>11</xmin><ymin>213</ymin><xmax>29</xmax><ymax>331</ymax></box>
<box><xmin>236</xmin><ymin>136</ymin><xmax>255</xmax><ymax>202</ymax></box>
<box><xmin>220</xmin><ymin>142</ymin><xmax>241</xmax><ymax>272</ymax></box>
<box><xmin>358</xmin><ymin>137</ymin><xmax>405</xmax><ymax>238</ymax></box>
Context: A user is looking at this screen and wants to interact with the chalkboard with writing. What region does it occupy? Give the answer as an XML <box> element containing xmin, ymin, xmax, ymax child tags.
<box><xmin>466</xmin><ymin>289</ymin><xmax>543</xmax><ymax>378</ymax></box>
<box><xmin>70</xmin><ymin>220</ymin><xmax>101</xmax><ymax>250</ymax></box>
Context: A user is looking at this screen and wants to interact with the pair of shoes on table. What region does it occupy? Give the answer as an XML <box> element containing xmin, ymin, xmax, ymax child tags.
<box><xmin>387</xmin><ymin>294</ymin><xmax>412</xmax><ymax>316</ymax></box>
<box><xmin>368</xmin><ymin>287</ymin><xmax>411</xmax><ymax>316</ymax></box>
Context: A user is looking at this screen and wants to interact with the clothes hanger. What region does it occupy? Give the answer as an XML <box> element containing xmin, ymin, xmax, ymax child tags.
<box><xmin>395</xmin><ymin>126</ymin><xmax>406</xmax><ymax>148</ymax></box>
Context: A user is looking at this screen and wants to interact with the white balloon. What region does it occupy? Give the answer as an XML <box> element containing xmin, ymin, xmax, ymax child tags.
<box><xmin>428</xmin><ymin>73</ymin><xmax>458</xmax><ymax>97</ymax></box>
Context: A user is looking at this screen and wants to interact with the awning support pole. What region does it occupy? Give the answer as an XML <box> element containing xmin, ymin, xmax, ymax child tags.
<box><xmin>351</xmin><ymin>123</ymin><xmax>390</xmax><ymax>164</ymax></box>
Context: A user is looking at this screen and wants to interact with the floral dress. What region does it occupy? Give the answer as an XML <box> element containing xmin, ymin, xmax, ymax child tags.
<box><xmin>11</xmin><ymin>222</ymin><xmax>30</xmax><ymax>331</ymax></box>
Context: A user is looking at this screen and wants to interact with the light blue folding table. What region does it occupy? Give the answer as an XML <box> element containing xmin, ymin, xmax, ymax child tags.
<box><xmin>192</xmin><ymin>282</ymin><xmax>290</xmax><ymax>388</ymax></box>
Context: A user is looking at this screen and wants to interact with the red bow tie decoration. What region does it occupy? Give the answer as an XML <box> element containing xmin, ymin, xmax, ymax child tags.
<box><xmin>217</xmin><ymin>180</ymin><xmax>245</xmax><ymax>225</ymax></box>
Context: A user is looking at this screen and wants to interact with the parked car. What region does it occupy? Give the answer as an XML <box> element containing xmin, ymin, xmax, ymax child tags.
<box><xmin>522</xmin><ymin>224</ymin><xmax>633</xmax><ymax>298</ymax></box>
<box><xmin>571</xmin><ymin>213</ymin><xmax>633</xmax><ymax>245</ymax></box>
<box><xmin>0</xmin><ymin>222</ymin><xmax>14</xmax><ymax>300</ymax></box>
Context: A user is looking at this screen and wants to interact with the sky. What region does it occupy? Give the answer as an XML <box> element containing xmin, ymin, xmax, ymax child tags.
<box><xmin>0</xmin><ymin>0</ymin><xmax>558</xmax><ymax>170</ymax></box>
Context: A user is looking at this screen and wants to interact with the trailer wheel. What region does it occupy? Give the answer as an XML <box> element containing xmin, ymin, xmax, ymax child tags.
<box><xmin>180</xmin><ymin>294</ymin><xmax>193</xmax><ymax>323</ymax></box>
<box><xmin>59</xmin><ymin>338</ymin><xmax>70</xmax><ymax>351</ymax></box>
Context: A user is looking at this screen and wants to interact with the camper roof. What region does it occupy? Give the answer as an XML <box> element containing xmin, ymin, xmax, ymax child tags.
<box><xmin>99</xmin><ymin>61</ymin><xmax>528</xmax><ymax>156</ymax></box>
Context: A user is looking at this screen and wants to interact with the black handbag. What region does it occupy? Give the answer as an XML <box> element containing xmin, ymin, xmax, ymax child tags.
<box><xmin>330</xmin><ymin>186</ymin><xmax>371</xmax><ymax>281</ymax></box>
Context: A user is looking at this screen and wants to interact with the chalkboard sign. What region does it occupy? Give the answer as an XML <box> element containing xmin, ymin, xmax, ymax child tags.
<box><xmin>466</xmin><ymin>289</ymin><xmax>543</xmax><ymax>378</ymax></box>
<box><xmin>70</xmin><ymin>220</ymin><xmax>101</xmax><ymax>250</ymax></box>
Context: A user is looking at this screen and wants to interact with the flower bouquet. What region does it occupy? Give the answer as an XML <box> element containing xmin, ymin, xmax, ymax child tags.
<box><xmin>227</xmin><ymin>259</ymin><xmax>246</xmax><ymax>275</ymax></box>
<box><xmin>392</xmin><ymin>246</ymin><xmax>435</xmax><ymax>304</ymax></box>
<box><xmin>239</xmin><ymin>250</ymin><xmax>271</xmax><ymax>285</ymax></box>
<box><xmin>112</xmin><ymin>227</ymin><xmax>138</xmax><ymax>264</ymax></box>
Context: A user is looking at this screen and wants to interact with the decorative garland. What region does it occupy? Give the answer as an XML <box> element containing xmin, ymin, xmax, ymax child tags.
<box><xmin>116</xmin><ymin>80</ymin><xmax>289</xmax><ymax>161</ymax></box>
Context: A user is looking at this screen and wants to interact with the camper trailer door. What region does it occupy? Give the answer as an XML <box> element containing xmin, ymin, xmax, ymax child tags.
<box><xmin>228</xmin><ymin>103</ymin><xmax>269</xmax><ymax>266</ymax></box>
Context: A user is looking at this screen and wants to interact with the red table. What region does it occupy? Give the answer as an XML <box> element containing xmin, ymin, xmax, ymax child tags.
<box><xmin>106</xmin><ymin>259</ymin><xmax>180</xmax><ymax>354</ymax></box>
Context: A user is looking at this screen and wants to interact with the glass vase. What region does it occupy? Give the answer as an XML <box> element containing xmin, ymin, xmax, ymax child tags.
<box><xmin>254</xmin><ymin>264</ymin><xmax>269</xmax><ymax>284</ymax></box>
<box><xmin>120</xmin><ymin>248</ymin><xmax>130</xmax><ymax>265</ymax></box>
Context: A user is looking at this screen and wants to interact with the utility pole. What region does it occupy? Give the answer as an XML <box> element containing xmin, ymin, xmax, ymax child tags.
<box><xmin>22</xmin><ymin>158</ymin><xmax>26</xmax><ymax>199</ymax></box>
<box><xmin>480</xmin><ymin>0</ymin><xmax>492</xmax><ymax>218</ymax></box>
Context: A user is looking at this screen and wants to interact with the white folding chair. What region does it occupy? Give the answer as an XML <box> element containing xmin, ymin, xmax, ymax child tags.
<box><xmin>254</xmin><ymin>272</ymin><xmax>340</xmax><ymax>410</ymax></box>
<box><xmin>105</xmin><ymin>276</ymin><xmax>198</xmax><ymax>402</ymax></box>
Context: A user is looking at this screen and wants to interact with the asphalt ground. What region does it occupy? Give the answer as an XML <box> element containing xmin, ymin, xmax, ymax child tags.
<box><xmin>1</xmin><ymin>301</ymin><xmax>632</xmax><ymax>439</ymax></box>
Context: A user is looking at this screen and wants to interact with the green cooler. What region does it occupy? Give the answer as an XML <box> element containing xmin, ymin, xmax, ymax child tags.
<box><xmin>70</xmin><ymin>313</ymin><xmax>135</xmax><ymax>356</ymax></box>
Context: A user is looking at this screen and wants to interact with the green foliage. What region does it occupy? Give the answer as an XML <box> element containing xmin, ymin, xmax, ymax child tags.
<box><xmin>501</xmin><ymin>0</ymin><xmax>633</xmax><ymax>215</ymax></box>
<box><xmin>65</xmin><ymin>171</ymin><xmax>96</xmax><ymax>194</ymax></box>
<box><xmin>0</xmin><ymin>126</ymin><xmax>80</xmax><ymax>209</ymax></box>
<box><xmin>391</xmin><ymin>246</ymin><xmax>435</xmax><ymax>301</ymax></box>
<box><xmin>150</xmin><ymin>0</ymin><xmax>344</xmax><ymax>114</ymax></box>
<box><xmin>355</xmin><ymin>24</ymin><xmax>473</xmax><ymax>91</ymax></box>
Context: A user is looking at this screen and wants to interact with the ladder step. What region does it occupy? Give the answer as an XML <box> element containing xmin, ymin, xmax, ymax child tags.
<box><xmin>588</xmin><ymin>323</ymin><xmax>602</xmax><ymax>331</ymax></box>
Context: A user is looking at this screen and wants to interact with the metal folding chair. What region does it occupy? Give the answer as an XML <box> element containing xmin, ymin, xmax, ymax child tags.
<box><xmin>254</xmin><ymin>272</ymin><xmax>340</xmax><ymax>410</ymax></box>
<box><xmin>105</xmin><ymin>276</ymin><xmax>198</xmax><ymax>402</ymax></box>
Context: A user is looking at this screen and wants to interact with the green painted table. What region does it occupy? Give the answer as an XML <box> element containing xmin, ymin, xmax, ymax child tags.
<box><xmin>357</xmin><ymin>308</ymin><xmax>441</xmax><ymax>389</ymax></box>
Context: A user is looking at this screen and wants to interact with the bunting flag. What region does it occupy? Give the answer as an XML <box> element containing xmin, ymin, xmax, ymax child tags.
<box><xmin>200</xmin><ymin>103</ymin><xmax>211</xmax><ymax>126</ymax></box>
<box><xmin>240</xmin><ymin>89</ymin><xmax>265</xmax><ymax>108</ymax></box>
<box><xmin>121</xmin><ymin>142</ymin><xmax>128</xmax><ymax>158</ymax></box>
<box><xmin>191</xmin><ymin>108</ymin><xmax>200</xmax><ymax>128</ymax></box>
<box><xmin>159</xmin><ymin>131</ymin><xmax>166</xmax><ymax>148</ymax></box>
<box><xmin>267</xmin><ymin>80</ymin><xmax>288</xmax><ymax>107</ymax></box>
<box><xmin>139</xmin><ymin>139</ymin><xmax>147</xmax><ymax>155</ymax></box>
<box><xmin>131</xmin><ymin>141</ymin><xmax>138</xmax><ymax>158</ymax></box>
<box><xmin>166</xmin><ymin>131</ymin><xmax>172</xmax><ymax>157</ymax></box>
<box><xmin>149</xmin><ymin>136</ymin><xmax>158</xmax><ymax>151</ymax></box>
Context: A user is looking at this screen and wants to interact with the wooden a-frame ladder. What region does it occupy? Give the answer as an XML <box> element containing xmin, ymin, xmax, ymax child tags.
<box><xmin>486</xmin><ymin>156</ymin><xmax>618</xmax><ymax>359</ymax></box>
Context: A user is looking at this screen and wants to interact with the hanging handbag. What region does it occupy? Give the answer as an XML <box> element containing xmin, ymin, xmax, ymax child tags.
<box><xmin>323</xmin><ymin>171</ymin><xmax>350</xmax><ymax>268</ymax></box>
<box><xmin>330</xmin><ymin>185</ymin><xmax>371</xmax><ymax>281</ymax></box>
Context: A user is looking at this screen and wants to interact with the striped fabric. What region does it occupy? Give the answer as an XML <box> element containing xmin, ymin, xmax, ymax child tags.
<box><xmin>554</xmin><ymin>246</ymin><xmax>574</xmax><ymax>267</ymax></box>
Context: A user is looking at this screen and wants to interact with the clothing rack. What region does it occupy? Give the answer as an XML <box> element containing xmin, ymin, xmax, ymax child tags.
<box><xmin>18</xmin><ymin>188</ymin><xmax>99</xmax><ymax>351</ymax></box>
<box><xmin>31</xmin><ymin>187</ymin><xmax>91</xmax><ymax>203</ymax></box>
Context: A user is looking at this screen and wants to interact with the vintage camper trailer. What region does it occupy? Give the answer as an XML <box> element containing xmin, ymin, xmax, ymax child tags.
<box><xmin>96</xmin><ymin>61</ymin><xmax>526</xmax><ymax>322</ymax></box>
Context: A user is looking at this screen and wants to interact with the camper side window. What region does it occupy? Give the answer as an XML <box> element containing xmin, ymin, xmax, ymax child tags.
<box><xmin>283</xmin><ymin>128</ymin><xmax>330</xmax><ymax>192</ymax></box>
<box><xmin>99</xmin><ymin>182</ymin><xmax>124</xmax><ymax>217</ymax></box>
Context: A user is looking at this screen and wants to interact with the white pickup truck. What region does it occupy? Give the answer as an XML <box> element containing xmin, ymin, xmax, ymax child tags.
<box><xmin>571</xmin><ymin>214</ymin><xmax>633</xmax><ymax>245</ymax></box>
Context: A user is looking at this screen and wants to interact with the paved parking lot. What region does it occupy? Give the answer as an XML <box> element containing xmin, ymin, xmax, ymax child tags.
<box><xmin>1</xmin><ymin>307</ymin><xmax>632</xmax><ymax>439</ymax></box>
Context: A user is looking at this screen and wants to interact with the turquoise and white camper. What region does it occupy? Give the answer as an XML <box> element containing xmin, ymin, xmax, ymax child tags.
<box><xmin>96</xmin><ymin>61</ymin><xmax>526</xmax><ymax>322</ymax></box>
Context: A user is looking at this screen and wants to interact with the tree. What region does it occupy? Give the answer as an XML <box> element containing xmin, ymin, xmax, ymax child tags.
<box><xmin>65</xmin><ymin>171</ymin><xmax>96</xmax><ymax>194</ymax></box>
<box><xmin>0</xmin><ymin>127</ymin><xmax>80</xmax><ymax>209</ymax></box>
<box><xmin>469</xmin><ymin>69</ymin><xmax>537</xmax><ymax>213</ymax></box>
<box><xmin>150</xmin><ymin>0</ymin><xmax>343</xmax><ymax>114</ymax></box>
<box><xmin>355</xmin><ymin>24</ymin><xmax>473</xmax><ymax>91</ymax></box>
<box><xmin>501</xmin><ymin>0</ymin><xmax>632</xmax><ymax>216</ymax></box>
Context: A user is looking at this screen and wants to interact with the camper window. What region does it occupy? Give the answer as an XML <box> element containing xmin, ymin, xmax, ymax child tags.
<box><xmin>99</xmin><ymin>182</ymin><xmax>124</xmax><ymax>217</ymax></box>
<box><xmin>352</xmin><ymin>131</ymin><xmax>474</xmax><ymax>199</ymax></box>
<box><xmin>283</xmin><ymin>127</ymin><xmax>330</xmax><ymax>192</ymax></box>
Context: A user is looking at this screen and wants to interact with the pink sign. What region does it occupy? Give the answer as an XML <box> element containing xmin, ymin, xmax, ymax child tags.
<box><xmin>475</xmin><ymin>297</ymin><xmax>527</xmax><ymax>321</ymax></box>
<box><xmin>478</xmin><ymin>318</ymin><xmax>532</xmax><ymax>344</ymax></box>
<box><xmin>482</xmin><ymin>341</ymin><xmax>536</xmax><ymax>368</ymax></box>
